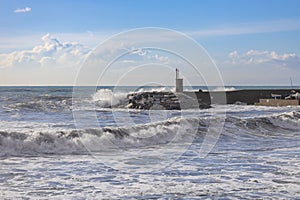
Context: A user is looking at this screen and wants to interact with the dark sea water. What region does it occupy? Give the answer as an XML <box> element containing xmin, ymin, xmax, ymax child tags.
<box><xmin>0</xmin><ymin>86</ymin><xmax>299</xmax><ymax>199</ymax></box>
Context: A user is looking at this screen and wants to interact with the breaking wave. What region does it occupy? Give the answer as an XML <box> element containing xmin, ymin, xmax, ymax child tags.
<box><xmin>3</xmin><ymin>94</ymin><xmax>72</xmax><ymax>112</ymax></box>
<box><xmin>135</xmin><ymin>87</ymin><xmax>175</xmax><ymax>93</ymax></box>
<box><xmin>91</xmin><ymin>87</ymin><xmax>176</xmax><ymax>108</ymax></box>
<box><xmin>202</xmin><ymin>86</ymin><xmax>237</xmax><ymax>92</ymax></box>
<box><xmin>0</xmin><ymin>111</ymin><xmax>299</xmax><ymax>157</ymax></box>
<box><xmin>224</xmin><ymin>111</ymin><xmax>300</xmax><ymax>138</ymax></box>
<box><xmin>91</xmin><ymin>89</ymin><xmax>128</xmax><ymax>108</ymax></box>
<box><xmin>0</xmin><ymin>117</ymin><xmax>199</xmax><ymax>157</ymax></box>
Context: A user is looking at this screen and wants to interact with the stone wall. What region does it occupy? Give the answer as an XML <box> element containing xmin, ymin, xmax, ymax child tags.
<box><xmin>126</xmin><ymin>91</ymin><xmax>210</xmax><ymax>110</ymax></box>
<box><xmin>126</xmin><ymin>92</ymin><xmax>180</xmax><ymax>110</ymax></box>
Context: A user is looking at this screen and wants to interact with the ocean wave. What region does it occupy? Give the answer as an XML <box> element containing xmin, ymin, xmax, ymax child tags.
<box><xmin>4</xmin><ymin>98</ymin><xmax>72</xmax><ymax>112</ymax></box>
<box><xmin>201</xmin><ymin>86</ymin><xmax>237</xmax><ymax>92</ymax></box>
<box><xmin>91</xmin><ymin>87</ymin><xmax>176</xmax><ymax>108</ymax></box>
<box><xmin>135</xmin><ymin>87</ymin><xmax>175</xmax><ymax>93</ymax></box>
<box><xmin>0</xmin><ymin>117</ymin><xmax>201</xmax><ymax>157</ymax></box>
<box><xmin>0</xmin><ymin>87</ymin><xmax>72</xmax><ymax>93</ymax></box>
<box><xmin>91</xmin><ymin>89</ymin><xmax>128</xmax><ymax>108</ymax></box>
<box><xmin>1</xmin><ymin>111</ymin><xmax>299</xmax><ymax>157</ymax></box>
<box><xmin>1</xmin><ymin>92</ymin><xmax>74</xmax><ymax>112</ymax></box>
<box><xmin>225</xmin><ymin>111</ymin><xmax>300</xmax><ymax>138</ymax></box>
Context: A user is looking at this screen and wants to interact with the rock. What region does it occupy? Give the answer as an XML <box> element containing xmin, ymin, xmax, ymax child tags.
<box><xmin>126</xmin><ymin>91</ymin><xmax>203</xmax><ymax>110</ymax></box>
<box><xmin>125</xmin><ymin>103</ymin><xmax>133</xmax><ymax>108</ymax></box>
<box><xmin>199</xmin><ymin>104</ymin><xmax>211</xmax><ymax>109</ymax></box>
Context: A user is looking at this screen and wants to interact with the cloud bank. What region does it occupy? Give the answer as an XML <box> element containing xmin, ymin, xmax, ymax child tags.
<box><xmin>1</xmin><ymin>32</ymin><xmax>299</xmax><ymax>85</ymax></box>
<box><xmin>220</xmin><ymin>49</ymin><xmax>300</xmax><ymax>85</ymax></box>
<box><xmin>14</xmin><ymin>7</ymin><xmax>31</xmax><ymax>13</ymax></box>
<box><xmin>228</xmin><ymin>50</ymin><xmax>300</xmax><ymax>68</ymax></box>
<box><xmin>0</xmin><ymin>33</ymin><xmax>90</xmax><ymax>69</ymax></box>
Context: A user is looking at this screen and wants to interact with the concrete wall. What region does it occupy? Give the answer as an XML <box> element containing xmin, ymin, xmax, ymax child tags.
<box><xmin>184</xmin><ymin>89</ymin><xmax>300</xmax><ymax>105</ymax></box>
<box><xmin>126</xmin><ymin>89</ymin><xmax>300</xmax><ymax>110</ymax></box>
<box><xmin>255</xmin><ymin>99</ymin><xmax>300</xmax><ymax>106</ymax></box>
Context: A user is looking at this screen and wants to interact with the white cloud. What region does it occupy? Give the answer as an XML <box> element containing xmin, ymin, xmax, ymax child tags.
<box><xmin>148</xmin><ymin>54</ymin><xmax>170</xmax><ymax>64</ymax></box>
<box><xmin>228</xmin><ymin>50</ymin><xmax>300</xmax><ymax>68</ymax></box>
<box><xmin>0</xmin><ymin>31</ymin><xmax>111</xmax><ymax>52</ymax></box>
<box><xmin>220</xmin><ymin>49</ymin><xmax>300</xmax><ymax>85</ymax></box>
<box><xmin>0</xmin><ymin>33</ymin><xmax>90</xmax><ymax>69</ymax></box>
<box><xmin>14</xmin><ymin>7</ymin><xmax>31</xmax><ymax>13</ymax></box>
<box><xmin>129</xmin><ymin>47</ymin><xmax>148</xmax><ymax>56</ymax></box>
<box><xmin>117</xmin><ymin>47</ymin><xmax>170</xmax><ymax>65</ymax></box>
<box><xmin>0</xmin><ymin>29</ymin><xmax>193</xmax><ymax>85</ymax></box>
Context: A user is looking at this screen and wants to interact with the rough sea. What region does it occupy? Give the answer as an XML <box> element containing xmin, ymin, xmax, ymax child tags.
<box><xmin>0</xmin><ymin>86</ymin><xmax>299</xmax><ymax>199</ymax></box>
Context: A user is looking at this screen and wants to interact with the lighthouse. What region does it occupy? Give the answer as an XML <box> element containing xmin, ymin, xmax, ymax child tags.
<box><xmin>175</xmin><ymin>68</ymin><xmax>183</xmax><ymax>92</ymax></box>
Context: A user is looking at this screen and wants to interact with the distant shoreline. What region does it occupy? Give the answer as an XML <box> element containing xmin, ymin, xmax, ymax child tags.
<box><xmin>0</xmin><ymin>85</ymin><xmax>300</xmax><ymax>88</ymax></box>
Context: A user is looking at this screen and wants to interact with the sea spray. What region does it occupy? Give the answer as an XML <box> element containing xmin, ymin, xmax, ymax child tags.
<box><xmin>91</xmin><ymin>89</ymin><xmax>128</xmax><ymax>108</ymax></box>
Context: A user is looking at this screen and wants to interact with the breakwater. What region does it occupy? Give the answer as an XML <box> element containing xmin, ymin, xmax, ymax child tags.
<box><xmin>125</xmin><ymin>89</ymin><xmax>300</xmax><ymax>110</ymax></box>
<box><xmin>126</xmin><ymin>91</ymin><xmax>210</xmax><ymax>110</ymax></box>
<box><xmin>188</xmin><ymin>89</ymin><xmax>300</xmax><ymax>105</ymax></box>
<box><xmin>126</xmin><ymin>91</ymin><xmax>180</xmax><ymax>110</ymax></box>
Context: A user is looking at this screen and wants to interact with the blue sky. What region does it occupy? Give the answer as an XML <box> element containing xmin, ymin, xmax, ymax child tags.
<box><xmin>1</xmin><ymin>0</ymin><xmax>300</xmax><ymax>85</ymax></box>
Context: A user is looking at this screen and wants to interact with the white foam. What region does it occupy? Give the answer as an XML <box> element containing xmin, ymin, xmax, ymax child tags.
<box><xmin>0</xmin><ymin>104</ymin><xmax>300</xmax><ymax>199</ymax></box>
<box><xmin>91</xmin><ymin>89</ymin><xmax>128</xmax><ymax>107</ymax></box>
<box><xmin>0</xmin><ymin>117</ymin><xmax>199</xmax><ymax>156</ymax></box>
<box><xmin>201</xmin><ymin>86</ymin><xmax>237</xmax><ymax>92</ymax></box>
<box><xmin>135</xmin><ymin>87</ymin><xmax>175</xmax><ymax>93</ymax></box>
<box><xmin>90</xmin><ymin>87</ymin><xmax>176</xmax><ymax>108</ymax></box>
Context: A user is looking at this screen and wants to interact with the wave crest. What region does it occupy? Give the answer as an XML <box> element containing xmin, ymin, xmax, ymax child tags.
<box><xmin>0</xmin><ymin>117</ymin><xmax>199</xmax><ymax>156</ymax></box>
<box><xmin>1</xmin><ymin>111</ymin><xmax>299</xmax><ymax>157</ymax></box>
<box><xmin>91</xmin><ymin>89</ymin><xmax>128</xmax><ymax>108</ymax></box>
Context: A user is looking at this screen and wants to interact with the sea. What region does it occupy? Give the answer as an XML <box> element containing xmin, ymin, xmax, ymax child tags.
<box><xmin>0</xmin><ymin>86</ymin><xmax>299</xmax><ymax>199</ymax></box>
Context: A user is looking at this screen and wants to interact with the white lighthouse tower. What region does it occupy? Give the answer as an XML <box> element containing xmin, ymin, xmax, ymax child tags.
<box><xmin>175</xmin><ymin>68</ymin><xmax>183</xmax><ymax>92</ymax></box>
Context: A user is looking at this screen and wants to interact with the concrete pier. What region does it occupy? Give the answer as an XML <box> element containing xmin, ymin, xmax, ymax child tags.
<box><xmin>184</xmin><ymin>89</ymin><xmax>300</xmax><ymax>105</ymax></box>
<box><xmin>125</xmin><ymin>89</ymin><xmax>300</xmax><ymax>110</ymax></box>
<box><xmin>255</xmin><ymin>99</ymin><xmax>300</xmax><ymax>106</ymax></box>
<box><xmin>125</xmin><ymin>70</ymin><xmax>300</xmax><ymax>109</ymax></box>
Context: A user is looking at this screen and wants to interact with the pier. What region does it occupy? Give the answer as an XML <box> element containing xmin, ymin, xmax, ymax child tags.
<box><xmin>125</xmin><ymin>69</ymin><xmax>300</xmax><ymax>109</ymax></box>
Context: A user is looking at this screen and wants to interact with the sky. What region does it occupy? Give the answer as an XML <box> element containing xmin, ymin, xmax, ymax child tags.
<box><xmin>0</xmin><ymin>0</ymin><xmax>300</xmax><ymax>86</ymax></box>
